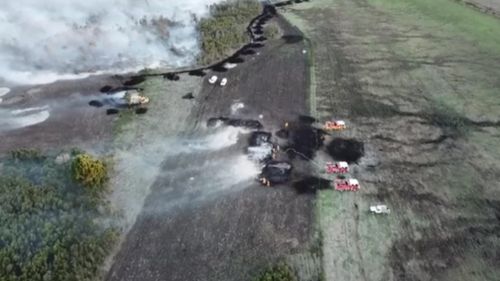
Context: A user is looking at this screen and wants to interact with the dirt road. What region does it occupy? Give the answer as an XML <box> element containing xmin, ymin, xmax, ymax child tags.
<box><xmin>106</xmin><ymin>15</ymin><xmax>317</xmax><ymax>281</ymax></box>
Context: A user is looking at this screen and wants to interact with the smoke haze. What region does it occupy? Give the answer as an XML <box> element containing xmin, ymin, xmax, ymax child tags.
<box><xmin>0</xmin><ymin>0</ymin><xmax>223</xmax><ymax>85</ymax></box>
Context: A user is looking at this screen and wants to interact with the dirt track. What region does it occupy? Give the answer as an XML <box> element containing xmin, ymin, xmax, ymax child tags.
<box><xmin>106</xmin><ymin>14</ymin><xmax>317</xmax><ymax>281</ymax></box>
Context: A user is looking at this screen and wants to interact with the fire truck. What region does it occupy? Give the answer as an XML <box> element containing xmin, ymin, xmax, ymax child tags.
<box><xmin>324</xmin><ymin>120</ymin><xmax>346</xmax><ymax>131</ymax></box>
<box><xmin>334</xmin><ymin>178</ymin><xmax>360</xmax><ymax>191</ymax></box>
<box><xmin>326</xmin><ymin>161</ymin><xmax>349</xmax><ymax>174</ymax></box>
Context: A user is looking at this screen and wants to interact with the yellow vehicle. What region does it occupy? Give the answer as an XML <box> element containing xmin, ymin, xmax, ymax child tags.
<box><xmin>124</xmin><ymin>90</ymin><xmax>149</xmax><ymax>106</ymax></box>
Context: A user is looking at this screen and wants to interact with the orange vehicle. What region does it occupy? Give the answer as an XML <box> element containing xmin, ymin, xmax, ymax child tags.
<box><xmin>324</xmin><ymin>120</ymin><xmax>346</xmax><ymax>131</ymax></box>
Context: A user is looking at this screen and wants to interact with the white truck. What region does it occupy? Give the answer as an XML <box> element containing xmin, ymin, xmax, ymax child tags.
<box><xmin>370</xmin><ymin>204</ymin><xmax>390</xmax><ymax>214</ymax></box>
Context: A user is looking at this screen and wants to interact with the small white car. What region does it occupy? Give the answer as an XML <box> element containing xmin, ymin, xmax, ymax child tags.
<box><xmin>220</xmin><ymin>78</ymin><xmax>228</xmax><ymax>86</ymax></box>
<box><xmin>208</xmin><ymin>75</ymin><xmax>218</xmax><ymax>84</ymax></box>
<box><xmin>370</xmin><ymin>205</ymin><xmax>391</xmax><ymax>214</ymax></box>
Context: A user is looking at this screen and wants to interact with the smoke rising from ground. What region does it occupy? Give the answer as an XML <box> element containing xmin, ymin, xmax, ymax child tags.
<box><xmin>0</xmin><ymin>0</ymin><xmax>223</xmax><ymax>85</ymax></box>
<box><xmin>110</xmin><ymin>126</ymin><xmax>259</xmax><ymax>231</ymax></box>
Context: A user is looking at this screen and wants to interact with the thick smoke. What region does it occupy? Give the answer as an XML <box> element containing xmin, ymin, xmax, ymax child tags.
<box><xmin>0</xmin><ymin>0</ymin><xmax>223</xmax><ymax>85</ymax></box>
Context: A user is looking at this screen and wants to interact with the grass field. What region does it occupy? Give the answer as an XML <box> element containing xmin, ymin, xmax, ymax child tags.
<box><xmin>368</xmin><ymin>0</ymin><xmax>500</xmax><ymax>53</ymax></box>
<box><xmin>281</xmin><ymin>0</ymin><xmax>500</xmax><ymax>280</ymax></box>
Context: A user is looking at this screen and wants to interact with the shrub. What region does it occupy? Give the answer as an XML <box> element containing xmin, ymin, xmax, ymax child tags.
<box><xmin>264</xmin><ymin>22</ymin><xmax>280</xmax><ymax>39</ymax></box>
<box><xmin>9</xmin><ymin>149</ymin><xmax>45</xmax><ymax>161</ymax></box>
<box><xmin>253</xmin><ymin>263</ymin><xmax>297</xmax><ymax>281</ymax></box>
<box><xmin>72</xmin><ymin>154</ymin><xmax>108</xmax><ymax>188</ymax></box>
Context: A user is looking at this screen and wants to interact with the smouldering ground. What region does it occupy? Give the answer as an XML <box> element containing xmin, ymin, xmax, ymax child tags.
<box><xmin>106</xmin><ymin>14</ymin><xmax>319</xmax><ymax>281</ymax></box>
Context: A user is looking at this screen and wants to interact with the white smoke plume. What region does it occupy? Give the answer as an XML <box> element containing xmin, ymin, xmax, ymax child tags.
<box><xmin>0</xmin><ymin>0</ymin><xmax>224</xmax><ymax>85</ymax></box>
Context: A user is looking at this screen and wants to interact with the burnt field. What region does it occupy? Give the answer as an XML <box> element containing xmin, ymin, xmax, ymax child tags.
<box><xmin>0</xmin><ymin>75</ymin><xmax>125</xmax><ymax>153</ymax></box>
<box><xmin>106</xmin><ymin>12</ymin><xmax>321</xmax><ymax>281</ymax></box>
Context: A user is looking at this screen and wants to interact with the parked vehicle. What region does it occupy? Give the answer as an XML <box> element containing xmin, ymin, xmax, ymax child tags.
<box><xmin>208</xmin><ymin>75</ymin><xmax>218</xmax><ymax>84</ymax></box>
<box><xmin>334</xmin><ymin>178</ymin><xmax>360</xmax><ymax>191</ymax></box>
<box><xmin>124</xmin><ymin>90</ymin><xmax>149</xmax><ymax>106</ymax></box>
<box><xmin>324</xmin><ymin>120</ymin><xmax>346</xmax><ymax>130</ymax></box>
<box><xmin>259</xmin><ymin>161</ymin><xmax>292</xmax><ymax>186</ymax></box>
<box><xmin>370</xmin><ymin>205</ymin><xmax>390</xmax><ymax>214</ymax></box>
<box><xmin>326</xmin><ymin>161</ymin><xmax>349</xmax><ymax>174</ymax></box>
<box><xmin>220</xmin><ymin>77</ymin><xmax>228</xmax><ymax>86</ymax></box>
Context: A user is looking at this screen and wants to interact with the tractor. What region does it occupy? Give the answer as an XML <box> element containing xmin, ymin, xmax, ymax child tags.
<box><xmin>334</xmin><ymin>178</ymin><xmax>360</xmax><ymax>191</ymax></box>
<box><xmin>324</xmin><ymin>120</ymin><xmax>346</xmax><ymax>131</ymax></box>
<box><xmin>326</xmin><ymin>161</ymin><xmax>349</xmax><ymax>174</ymax></box>
<box><xmin>124</xmin><ymin>90</ymin><xmax>149</xmax><ymax>106</ymax></box>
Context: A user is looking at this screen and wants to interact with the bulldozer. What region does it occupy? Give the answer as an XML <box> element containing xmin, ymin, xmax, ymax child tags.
<box><xmin>124</xmin><ymin>90</ymin><xmax>149</xmax><ymax>106</ymax></box>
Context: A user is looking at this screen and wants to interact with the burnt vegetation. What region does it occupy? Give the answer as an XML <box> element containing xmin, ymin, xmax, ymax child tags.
<box><xmin>326</xmin><ymin>138</ymin><xmax>365</xmax><ymax>164</ymax></box>
<box><xmin>207</xmin><ymin>117</ymin><xmax>263</xmax><ymax>129</ymax></box>
<box><xmin>285</xmin><ymin>125</ymin><xmax>326</xmax><ymax>160</ymax></box>
<box><xmin>292</xmin><ymin>176</ymin><xmax>331</xmax><ymax>194</ymax></box>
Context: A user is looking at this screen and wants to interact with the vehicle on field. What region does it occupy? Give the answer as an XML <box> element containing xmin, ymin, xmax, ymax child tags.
<box><xmin>220</xmin><ymin>77</ymin><xmax>228</xmax><ymax>86</ymax></box>
<box><xmin>223</xmin><ymin>62</ymin><xmax>237</xmax><ymax>69</ymax></box>
<box><xmin>324</xmin><ymin>120</ymin><xmax>346</xmax><ymax>130</ymax></box>
<box><xmin>259</xmin><ymin>161</ymin><xmax>292</xmax><ymax>187</ymax></box>
<box><xmin>124</xmin><ymin>90</ymin><xmax>149</xmax><ymax>106</ymax></box>
<box><xmin>334</xmin><ymin>178</ymin><xmax>360</xmax><ymax>191</ymax></box>
<box><xmin>370</xmin><ymin>204</ymin><xmax>390</xmax><ymax>214</ymax></box>
<box><xmin>326</xmin><ymin>161</ymin><xmax>349</xmax><ymax>174</ymax></box>
<box><xmin>208</xmin><ymin>75</ymin><xmax>218</xmax><ymax>84</ymax></box>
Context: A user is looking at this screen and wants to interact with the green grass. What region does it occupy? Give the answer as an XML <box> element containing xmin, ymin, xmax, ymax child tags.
<box><xmin>368</xmin><ymin>0</ymin><xmax>500</xmax><ymax>53</ymax></box>
<box><xmin>425</xmin><ymin>96</ymin><xmax>469</xmax><ymax>136</ymax></box>
<box><xmin>113</xmin><ymin>109</ymin><xmax>135</xmax><ymax>135</ymax></box>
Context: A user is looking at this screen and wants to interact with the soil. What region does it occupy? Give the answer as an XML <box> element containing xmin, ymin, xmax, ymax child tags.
<box><xmin>106</xmin><ymin>13</ymin><xmax>316</xmax><ymax>281</ymax></box>
<box><xmin>1</xmin><ymin>3</ymin><xmax>319</xmax><ymax>281</ymax></box>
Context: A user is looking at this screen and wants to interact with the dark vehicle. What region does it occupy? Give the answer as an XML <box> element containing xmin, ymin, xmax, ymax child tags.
<box><xmin>207</xmin><ymin>117</ymin><xmax>263</xmax><ymax>130</ymax></box>
<box><xmin>259</xmin><ymin>161</ymin><xmax>292</xmax><ymax>186</ymax></box>
<box><xmin>249</xmin><ymin>131</ymin><xmax>272</xmax><ymax>146</ymax></box>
